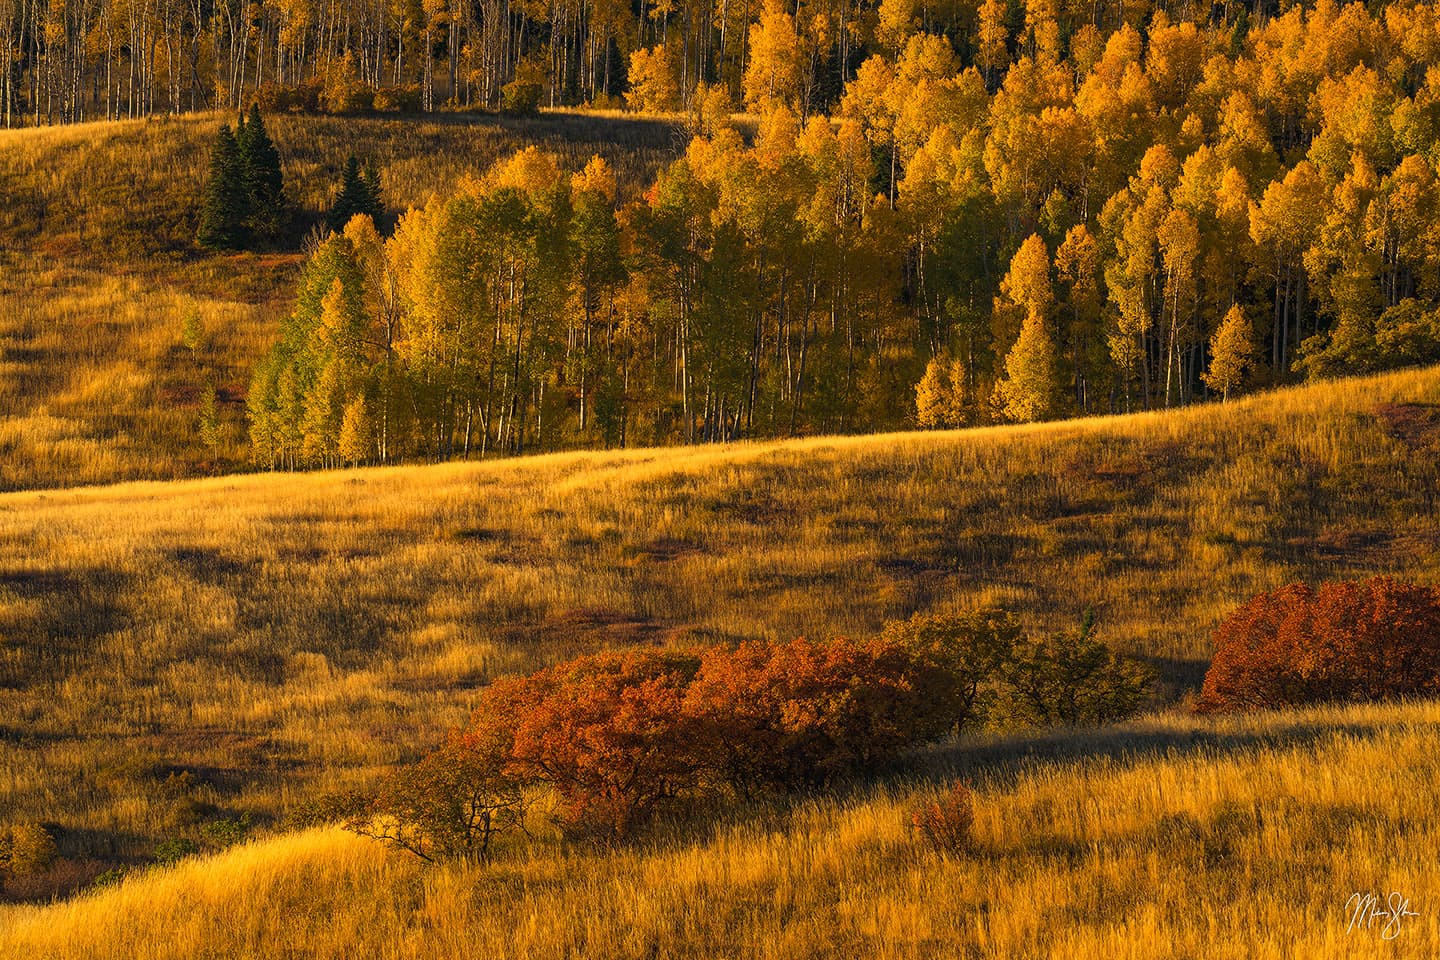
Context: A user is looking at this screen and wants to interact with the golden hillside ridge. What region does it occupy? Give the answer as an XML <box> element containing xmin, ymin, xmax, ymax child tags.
<box><xmin>1</xmin><ymin>364</ymin><xmax>1437</xmax><ymax>897</ymax></box>
<box><xmin>3</xmin><ymin>699</ymin><xmax>1436</xmax><ymax>959</ymax></box>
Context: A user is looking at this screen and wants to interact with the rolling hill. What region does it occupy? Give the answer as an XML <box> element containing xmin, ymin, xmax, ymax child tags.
<box><xmin>0</xmin><ymin>364</ymin><xmax>1437</xmax><ymax>894</ymax></box>
<box><xmin>0</xmin><ymin>109</ymin><xmax>682</xmax><ymax>492</ymax></box>
<box><xmin>3</xmin><ymin>699</ymin><xmax>1436</xmax><ymax>958</ymax></box>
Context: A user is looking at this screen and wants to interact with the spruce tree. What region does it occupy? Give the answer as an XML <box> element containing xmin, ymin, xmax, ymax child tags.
<box><xmin>197</xmin><ymin>124</ymin><xmax>248</xmax><ymax>250</ymax></box>
<box><xmin>362</xmin><ymin>161</ymin><xmax>384</xmax><ymax>217</ymax></box>
<box><xmin>330</xmin><ymin>156</ymin><xmax>384</xmax><ymax>232</ymax></box>
<box><xmin>237</xmin><ymin>105</ymin><xmax>288</xmax><ymax>243</ymax></box>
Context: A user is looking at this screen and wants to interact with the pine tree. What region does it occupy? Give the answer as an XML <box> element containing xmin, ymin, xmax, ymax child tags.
<box><xmin>1203</xmin><ymin>305</ymin><xmax>1255</xmax><ymax>401</ymax></box>
<box><xmin>996</xmin><ymin>311</ymin><xmax>1063</xmax><ymax>423</ymax></box>
<box><xmin>237</xmin><ymin>105</ymin><xmax>288</xmax><ymax>243</ymax></box>
<box><xmin>197</xmin><ymin>124</ymin><xmax>248</xmax><ymax>250</ymax></box>
<box><xmin>362</xmin><ymin>162</ymin><xmax>384</xmax><ymax>219</ymax></box>
<box><xmin>330</xmin><ymin>156</ymin><xmax>384</xmax><ymax>232</ymax></box>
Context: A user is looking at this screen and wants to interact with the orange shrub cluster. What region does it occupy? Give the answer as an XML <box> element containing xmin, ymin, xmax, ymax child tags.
<box><xmin>354</xmin><ymin>611</ymin><xmax>1150</xmax><ymax>853</ymax></box>
<box><xmin>1196</xmin><ymin>576</ymin><xmax>1440</xmax><ymax>713</ymax></box>
<box><xmin>485</xmin><ymin>634</ymin><xmax>978</xmax><ymax>836</ymax></box>
<box><xmin>357</xmin><ymin>618</ymin><xmax>1010</xmax><ymax>847</ymax></box>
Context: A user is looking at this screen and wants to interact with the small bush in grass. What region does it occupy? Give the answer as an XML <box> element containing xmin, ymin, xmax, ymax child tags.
<box><xmin>153</xmin><ymin>837</ymin><xmax>198</xmax><ymax>866</ymax></box>
<box><xmin>348</xmin><ymin>728</ymin><xmax>526</xmax><ymax>861</ymax></box>
<box><xmin>252</xmin><ymin>82</ymin><xmax>321</xmax><ymax>113</ymax></box>
<box><xmin>199</xmin><ymin>814</ymin><xmax>253</xmax><ymax>849</ymax></box>
<box><xmin>685</xmin><ymin>634</ymin><xmax>964</xmax><ymax>794</ymax></box>
<box><xmin>91</xmin><ymin>867</ymin><xmax>128</xmax><ymax>890</ymax></box>
<box><xmin>1196</xmin><ymin>576</ymin><xmax>1440</xmax><ymax>712</ymax></box>
<box><xmin>493</xmin><ymin>648</ymin><xmax>703</xmax><ymax>838</ymax></box>
<box><xmin>501</xmin><ymin>81</ymin><xmax>544</xmax><ymax>117</ymax></box>
<box><xmin>286</xmin><ymin>789</ymin><xmax>371</xmax><ymax>829</ymax></box>
<box><xmin>1</xmin><ymin>823</ymin><xmax>58</xmax><ymax>875</ymax></box>
<box><xmin>911</xmin><ymin>782</ymin><xmax>975</xmax><ymax>854</ymax></box>
<box><xmin>372</xmin><ymin>85</ymin><xmax>422</xmax><ymax>113</ymax></box>
<box><xmin>882</xmin><ymin>609</ymin><xmax>1022</xmax><ymax>731</ymax></box>
<box><xmin>1000</xmin><ymin>616</ymin><xmax>1152</xmax><ymax>726</ymax></box>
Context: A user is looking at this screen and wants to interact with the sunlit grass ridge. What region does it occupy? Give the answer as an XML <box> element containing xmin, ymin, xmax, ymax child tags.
<box><xmin>1</xmin><ymin>364</ymin><xmax>1437</xmax><ymax>879</ymax></box>
<box><xmin>4</xmin><ymin>699</ymin><xmax>1437</xmax><ymax>958</ymax></box>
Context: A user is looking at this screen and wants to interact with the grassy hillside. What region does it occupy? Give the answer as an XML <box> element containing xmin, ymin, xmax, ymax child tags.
<box><xmin>3</xmin><ymin>699</ymin><xmax>1436</xmax><ymax>958</ymax></box>
<box><xmin>0</xmin><ymin>110</ymin><xmax>681</xmax><ymax>492</ymax></box>
<box><xmin>1</xmin><ymin>365</ymin><xmax>1438</xmax><ymax>891</ymax></box>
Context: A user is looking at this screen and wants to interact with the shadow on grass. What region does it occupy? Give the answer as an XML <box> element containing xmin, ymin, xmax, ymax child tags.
<box><xmin>920</xmin><ymin>712</ymin><xmax>1413</xmax><ymax>793</ymax></box>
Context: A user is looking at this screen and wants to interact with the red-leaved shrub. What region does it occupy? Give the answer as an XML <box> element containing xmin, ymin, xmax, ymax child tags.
<box><xmin>911</xmin><ymin>781</ymin><xmax>975</xmax><ymax>854</ymax></box>
<box><xmin>1196</xmin><ymin>576</ymin><xmax>1440</xmax><ymax>712</ymax></box>
<box><xmin>685</xmin><ymin>634</ymin><xmax>957</xmax><ymax>794</ymax></box>
<box><xmin>353</xmin><ymin>609</ymin><xmax>1107</xmax><ymax>854</ymax></box>
<box><xmin>483</xmin><ymin>649</ymin><xmax>704</xmax><ymax>837</ymax></box>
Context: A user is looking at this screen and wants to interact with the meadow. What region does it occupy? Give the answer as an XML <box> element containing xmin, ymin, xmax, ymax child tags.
<box><xmin>0</xmin><ymin>110</ymin><xmax>681</xmax><ymax>491</ymax></box>
<box><xmin>0</xmin><ymin>363</ymin><xmax>1437</xmax><ymax>898</ymax></box>
<box><xmin>3</xmin><ymin>699</ymin><xmax>1436</xmax><ymax>958</ymax></box>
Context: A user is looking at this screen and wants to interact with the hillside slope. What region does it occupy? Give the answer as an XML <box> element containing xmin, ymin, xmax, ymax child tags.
<box><xmin>0</xmin><ymin>110</ymin><xmax>681</xmax><ymax>492</ymax></box>
<box><xmin>3</xmin><ymin>700</ymin><xmax>1436</xmax><ymax>959</ymax></box>
<box><xmin>1</xmin><ymin>366</ymin><xmax>1438</xmax><ymax>880</ymax></box>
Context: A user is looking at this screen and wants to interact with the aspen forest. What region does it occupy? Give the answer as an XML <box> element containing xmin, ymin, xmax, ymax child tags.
<box><xmin>6</xmin><ymin>0</ymin><xmax>1440</xmax><ymax>954</ymax></box>
<box><xmin>223</xmin><ymin>0</ymin><xmax>1440</xmax><ymax>464</ymax></box>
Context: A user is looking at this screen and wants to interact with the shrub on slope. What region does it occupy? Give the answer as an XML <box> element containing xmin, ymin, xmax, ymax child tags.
<box><xmin>1197</xmin><ymin>576</ymin><xmax>1440</xmax><ymax>712</ymax></box>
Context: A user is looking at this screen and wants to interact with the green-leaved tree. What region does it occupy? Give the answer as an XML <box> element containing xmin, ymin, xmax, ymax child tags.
<box><xmin>995</xmin><ymin>311</ymin><xmax>1062</xmax><ymax>422</ymax></box>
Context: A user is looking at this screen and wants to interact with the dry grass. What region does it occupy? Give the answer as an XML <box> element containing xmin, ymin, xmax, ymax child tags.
<box><xmin>0</xmin><ymin>364</ymin><xmax>1437</xmax><ymax>882</ymax></box>
<box><xmin>3</xmin><ymin>699</ymin><xmax>1436</xmax><ymax>958</ymax></box>
<box><xmin>0</xmin><ymin>110</ymin><xmax>681</xmax><ymax>492</ymax></box>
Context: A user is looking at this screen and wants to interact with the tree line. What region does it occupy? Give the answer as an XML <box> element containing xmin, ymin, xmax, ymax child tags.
<box><xmin>10</xmin><ymin>0</ymin><xmax>1440</xmax><ymax>126</ymax></box>
<box><xmin>248</xmin><ymin>18</ymin><xmax>1440</xmax><ymax>465</ymax></box>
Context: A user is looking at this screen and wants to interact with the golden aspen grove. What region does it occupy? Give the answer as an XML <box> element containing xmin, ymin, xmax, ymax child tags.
<box><xmin>3</xmin><ymin>0</ymin><xmax>1440</xmax><ymax>956</ymax></box>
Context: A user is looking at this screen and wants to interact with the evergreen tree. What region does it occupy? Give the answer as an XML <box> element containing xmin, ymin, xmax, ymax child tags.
<box><xmin>237</xmin><ymin>105</ymin><xmax>289</xmax><ymax>243</ymax></box>
<box><xmin>197</xmin><ymin>124</ymin><xmax>248</xmax><ymax>250</ymax></box>
<box><xmin>362</xmin><ymin>162</ymin><xmax>384</xmax><ymax>218</ymax></box>
<box><xmin>330</xmin><ymin>156</ymin><xmax>384</xmax><ymax>232</ymax></box>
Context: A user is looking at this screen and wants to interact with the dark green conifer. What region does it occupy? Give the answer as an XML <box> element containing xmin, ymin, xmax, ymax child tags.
<box><xmin>237</xmin><ymin>105</ymin><xmax>289</xmax><ymax>243</ymax></box>
<box><xmin>329</xmin><ymin>155</ymin><xmax>384</xmax><ymax>232</ymax></box>
<box><xmin>362</xmin><ymin>162</ymin><xmax>384</xmax><ymax>219</ymax></box>
<box><xmin>197</xmin><ymin>124</ymin><xmax>248</xmax><ymax>250</ymax></box>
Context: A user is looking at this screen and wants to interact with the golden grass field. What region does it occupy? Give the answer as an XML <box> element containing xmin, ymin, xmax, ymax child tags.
<box><xmin>0</xmin><ymin>363</ymin><xmax>1437</xmax><ymax>899</ymax></box>
<box><xmin>3</xmin><ymin>699</ymin><xmax>1436</xmax><ymax>958</ymax></box>
<box><xmin>0</xmin><ymin>110</ymin><xmax>681</xmax><ymax>491</ymax></box>
<box><xmin>3</xmin><ymin>107</ymin><xmax>1437</xmax><ymax>960</ymax></box>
